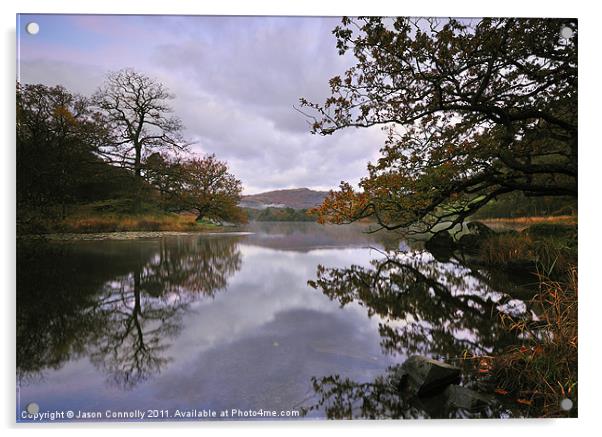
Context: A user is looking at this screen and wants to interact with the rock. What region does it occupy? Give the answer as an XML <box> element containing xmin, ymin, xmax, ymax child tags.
<box><xmin>458</xmin><ymin>222</ymin><xmax>495</xmax><ymax>251</ymax></box>
<box><xmin>457</xmin><ymin>233</ymin><xmax>481</xmax><ymax>251</ymax></box>
<box><xmin>466</xmin><ymin>221</ymin><xmax>495</xmax><ymax>237</ymax></box>
<box><xmin>388</xmin><ymin>366</ymin><xmax>408</xmax><ymax>390</ymax></box>
<box><xmin>425</xmin><ymin>231</ymin><xmax>455</xmax><ymax>249</ymax></box>
<box><xmin>443</xmin><ymin>385</ymin><xmax>494</xmax><ymax>411</ymax></box>
<box><xmin>424</xmin><ymin>232</ymin><xmax>456</xmax><ymax>259</ymax></box>
<box><xmin>412</xmin><ymin>384</ymin><xmax>495</xmax><ymax>418</ymax></box>
<box><xmin>400</xmin><ymin>355</ymin><xmax>461</xmax><ymax>396</ymax></box>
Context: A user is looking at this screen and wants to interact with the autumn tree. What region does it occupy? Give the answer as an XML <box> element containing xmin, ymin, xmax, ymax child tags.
<box><xmin>93</xmin><ymin>69</ymin><xmax>188</xmax><ymax>181</ymax></box>
<box><xmin>301</xmin><ymin>18</ymin><xmax>577</xmax><ymax>233</ymax></box>
<box><xmin>161</xmin><ymin>154</ymin><xmax>245</xmax><ymax>223</ymax></box>
<box><xmin>17</xmin><ymin>83</ymin><xmax>110</xmax><ymax>220</ymax></box>
<box><xmin>143</xmin><ymin>152</ymin><xmax>185</xmax><ymax>209</ymax></box>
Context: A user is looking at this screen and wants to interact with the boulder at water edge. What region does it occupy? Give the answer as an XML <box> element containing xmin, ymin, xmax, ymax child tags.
<box><xmin>400</xmin><ymin>355</ymin><xmax>461</xmax><ymax>396</ymax></box>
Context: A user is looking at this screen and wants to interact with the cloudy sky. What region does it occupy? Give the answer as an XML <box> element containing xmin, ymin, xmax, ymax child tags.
<box><xmin>17</xmin><ymin>14</ymin><xmax>386</xmax><ymax>194</ymax></box>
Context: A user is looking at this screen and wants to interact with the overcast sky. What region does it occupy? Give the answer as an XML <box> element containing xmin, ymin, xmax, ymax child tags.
<box><xmin>17</xmin><ymin>14</ymin><xmax>386</xmax><ymax>194</ymax></box>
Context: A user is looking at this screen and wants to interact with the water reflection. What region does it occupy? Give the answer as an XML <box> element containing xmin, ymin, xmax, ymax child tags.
<box><xmin>244</xmin><ymin>222</ymin><xmax>405</xmax><ymax>252</ymax></box>
<box><xmin>305</xmin><ymin>248</ymin><xmax>532</xmax><ymax>418</ymax></box>
<box><xmin>16</xmin><ymin>224</ymin><xmax>533</xmax><ymax>420</ymax></box>
<box><xmin>17</xmin><ymin>236</ymin><xmax>243</xmax><ymax>389</ymax></box>
<box><xmin>304</xmin><ymin>364</ymin><xmax>514</xmax><ymax>419</ymax></box>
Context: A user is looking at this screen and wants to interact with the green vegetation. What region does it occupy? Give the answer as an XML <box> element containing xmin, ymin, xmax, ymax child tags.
<box><xmin>468</xmin><ymin>224</ymin><xmax>578</xmax><ymax>417</ymax></box>
<box><xmin>244</xmin><ymin>207</ymin><xmax>317</xmax><ymax>222</ymax></box>
<box><xmin>17</xmin><ymin>70</ymin><xmax>246</xmax><ymax>236</ymax></box>
<box><xmin>478</xmin><ymin>223</ymin><xmax>577</xmax><ymax>276</ymax></box>
<box><xmin>473</xmin><ymin>192</ymin><xmax>576</xmax><ymax>219</ymax></box>
<box><xmin>303</xmin><ymin>18</ymin><xmax>576</xmax><ymax>234</ymax></box>
<box><xmin>492</xmin><ymin>268</ymin><xmax>577</xmax><ymax>417</ymax></box>
<box><xmin>20</xmin><ymin>200</ymin><xmax>220</xmax><ymax>234</ymax></box>
<box><xmin>302</xmin><ymin>17</ymin><xmax>578</xmax><ymax>418</ymax></box>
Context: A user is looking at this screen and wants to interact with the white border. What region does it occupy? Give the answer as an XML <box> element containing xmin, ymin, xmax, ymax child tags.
<box><xmin>2</xmin><ymin>1</ymin><xmax>600</xmax><ymax>436</ymax></box>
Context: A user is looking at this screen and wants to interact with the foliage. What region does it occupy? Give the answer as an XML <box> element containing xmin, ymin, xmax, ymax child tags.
<box><xmin>478</xmin><ymin>224</ymin><xmax>576</xmax><ymax>276</ymax></box>
<box><xmin>93</xmin><ymin>69</ymin><xmax>188</xmax><ymax>179</ymax></box>
<box><xmin>473</xmin><ymin>192</ymin><xmax>576</xmax><ymax>219</ymax></box>
<box><xmin>245</xmin><ymin>207</ymin><xmax>317</xmax><ymax>222</ymax></box>
<box><xmin>486</xmin><ymin>267</ymin><xmax>578</xmax><ymax>417</ymax></box>
<box><xmin>302</xmin><ymin>17</ymin><xmax>577</xmax><ymax>233</ymax></box>
<box><xmin>17</xmin><ymin>78</ymin><xmax>246</xmax><ymax>234</ymax></box>
<box><xmin>17</xmin><ymin>83</ymin><xmax>113</xmax><ymax>220</ymax></box>
<box><xmin>146</xmin><ymin>154</ymin><xmax>245</xmax><ymax>223</ymax></box>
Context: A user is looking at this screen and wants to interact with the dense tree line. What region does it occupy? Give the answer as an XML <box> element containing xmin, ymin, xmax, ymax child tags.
<box><xmin>17</xmin><ymin>70</ymin><xmax>245</xmax><ymax>233</ymax></box>
<box><xmin>245</xmin><ymin>207</ymin><xmax>317</xmax><ymax>222</ymax></box>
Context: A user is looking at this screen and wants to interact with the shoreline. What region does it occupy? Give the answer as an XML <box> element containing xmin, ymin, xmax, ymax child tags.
<box><xmin>17</xmin><ymin>230</ymin><xmax>255</xmax><ymax>241</ymax></box>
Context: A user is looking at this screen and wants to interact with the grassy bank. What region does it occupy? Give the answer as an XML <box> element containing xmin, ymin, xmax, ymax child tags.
<box><xmin>478</xmin><ymin>223</ymin><xmax>577</xmax><ymax>277</ymax></box>
<box><xmin>469</xmin><ymin>222</ymin><xmax>578</xmax><ymax>417</ymax></box>
<box><xmin>480</xmin><ymin>215</ymin><xmax>577</xmax><ymax>232</ymax></box>
<box><xmin>495</xmin><ymin>267</ymin><xmax>577</xmax><ymax>417</ymax></box>
<box><xmin>57</xmin><ymin>213</ymin><xmax>221</xmax><ymax>233</ymax></box>
<box><xmin>17</xmin><ymin>201</ymin><xmax>225</xmax><ymax>235</ymax></box>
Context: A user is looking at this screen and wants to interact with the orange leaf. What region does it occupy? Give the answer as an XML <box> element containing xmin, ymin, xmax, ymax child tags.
<box><xmin>495</xmin><ymin>388</ymin><xmax>509</xmax><ymax>395</ymax></box>
<box><xmin>516</xmin><ymin>399</ymin><xmax>533</xmax><ymax>406</ymax></box>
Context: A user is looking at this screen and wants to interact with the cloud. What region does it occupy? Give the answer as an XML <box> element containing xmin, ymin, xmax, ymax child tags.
<box><xmin>18</xmin><ymin>15</ymin><xmax>385</xmax><ymax>194</ymax></box>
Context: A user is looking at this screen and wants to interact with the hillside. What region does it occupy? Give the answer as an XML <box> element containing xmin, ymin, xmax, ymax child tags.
<box><xmin>240</xmin><ymin>188</ymin><xmax>329</xmax><ymax>210</ymax></box>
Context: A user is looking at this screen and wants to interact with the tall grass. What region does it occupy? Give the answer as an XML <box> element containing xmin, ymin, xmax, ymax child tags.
<box><xmin>492</xmin><ymin>267</ymin><xmax>578</xmax><ymax>417</ymax></box>
<box><xmin>17</xmin><ymin>199</ymin><xmax>230</xmax><ymax>235</ymax></box>
<box><xmin>480</xmin><ymin>215</ymin><xmax>577</xmax><ymax>231</ymax></box>
<box><xmin>471</xmin><ymin>224</ymin><xmax>578</xmax><ymax>417</ymax></box>
<box><xmin>479</xmin><ymin>233</ymin><xmax>535</xmax><ymax>266</ymax></box>
<box><xmin>49</xmin><ymin>213</ymin><xmax>218</xmax><ymax>233</ymax></box>
<box><xmin>478</xmin><ymin>226</ymin><xmax>576</xmax><ymax>277</ymax></box>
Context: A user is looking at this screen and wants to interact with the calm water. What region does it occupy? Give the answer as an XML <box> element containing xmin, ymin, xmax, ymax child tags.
<box><xmin>16</xmin><ymin>223</ymin><xmax>534</xmax><ymax>421</ymax></box>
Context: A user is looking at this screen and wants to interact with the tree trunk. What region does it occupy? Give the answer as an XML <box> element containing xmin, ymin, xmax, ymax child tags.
<box><xmin>195</xmin><ymin>206</ymin><xmax>209</xmax><ymax>222</ymax></box>
<box><xmin>134</xmin><ymin>145</ymin><xmax>142</xmax><ymax>179</ymax></box>
<box><xmin>134</xmin><ymin>145</ymin><xmax>143</xmax><ymax>211</ymax></box>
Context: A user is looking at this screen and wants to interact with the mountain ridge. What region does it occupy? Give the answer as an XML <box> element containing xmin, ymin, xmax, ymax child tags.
<box><xmin>240</xmin><ymin>188</ymin><xmax>329</xmax><ymax>210</ymax></box>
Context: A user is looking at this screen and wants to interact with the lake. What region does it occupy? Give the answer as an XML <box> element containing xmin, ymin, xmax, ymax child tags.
<box><xmin>16</xmin><ymin>222</ymin><xmax>534</xmax><ymax>421</ymax></box>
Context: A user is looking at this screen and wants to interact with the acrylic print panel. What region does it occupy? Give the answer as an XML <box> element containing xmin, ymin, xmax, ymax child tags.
<box><xmin>16</xmin><ymin>14</ymin><xmax>578</xmax><ymax>422</ymax></box>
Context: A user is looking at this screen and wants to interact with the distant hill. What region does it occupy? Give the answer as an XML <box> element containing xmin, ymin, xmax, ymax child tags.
<box><xmin>240</xmin><ymin>188</ymin><xmax>329</xmax><ymax>210</ymax></box>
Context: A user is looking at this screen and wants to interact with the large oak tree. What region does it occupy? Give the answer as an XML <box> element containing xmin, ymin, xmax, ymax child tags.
<box><xmin>301</xmin><ymin>18</ymin><xmax>577</xmax><ymax>233</ymax></box>
<box><xmin>93</xmin><ymin>69</ymin><xmax>188</xmax><ymax>180</ymax></box>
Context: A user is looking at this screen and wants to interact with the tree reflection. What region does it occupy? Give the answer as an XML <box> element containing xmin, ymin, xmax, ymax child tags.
<box><xmin>17</xmin><ymin>241</ymin><xmax>113</xmax><ymax>384</ymax></box>
<box><xmin>309</xmin><ymin>250</ymin><xmax>528</xmax><ymax>358</ymax></box>
<box><xmin>17</xmin><ymin>236</ymin><xmax>243</xmax><ymax>389</ymax></box>
<box><xmin>304</xmin><ymin>364</ymin><xmax>509</xmax><ymax>419</ymax></box>
<box><xmin>306</xmin><ymin>249</ymin><xmax>531</xmax><ymax>418</ymax></box>
<box><xmin>141</xmin><ymin>237</ymin><xmax>243</xmax><ymax>297</ymax></box>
